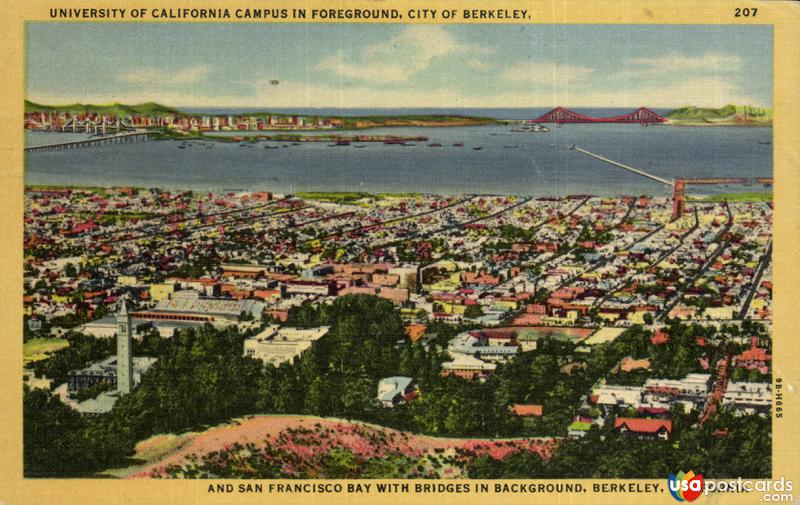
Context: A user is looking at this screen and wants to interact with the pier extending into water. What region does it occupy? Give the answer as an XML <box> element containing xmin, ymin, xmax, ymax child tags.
<box><xmin>24</xmin><ymin>131</ymin><xmax>155</xmax><ymax>152</ymax></box>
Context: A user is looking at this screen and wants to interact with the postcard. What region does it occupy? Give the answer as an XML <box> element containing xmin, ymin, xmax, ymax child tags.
<box><xmin>1</xmin><ymin>1</ymin><xmax>799</xmax><ymax>504</ymax></box>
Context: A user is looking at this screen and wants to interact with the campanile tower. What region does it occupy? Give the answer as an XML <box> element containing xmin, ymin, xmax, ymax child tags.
<box><xmin>116</xmin><ymin>300</ymin><xmax>133</xmax><ymax>394</ymax></box>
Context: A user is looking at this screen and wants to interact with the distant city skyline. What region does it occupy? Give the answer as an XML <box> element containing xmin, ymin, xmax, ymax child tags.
<box><xmin>26</xmin><ymin>23</ymin><xmax>772</xmax><ymax>109</ymax></box>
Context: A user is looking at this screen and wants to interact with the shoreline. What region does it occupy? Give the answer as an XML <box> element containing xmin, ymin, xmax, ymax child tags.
<box><xmin>25</xmin><ymin>118</ymin><xmax>774</xmax><ymax>136</ymax></box>
<box><xmin>24</xmin><ymin>186</ymin><xmax>773</xmax><ymax>203</ymax></box>
<box><xmin>664</xmin><ymin>121</ymin><xmax>772</xmax><ymax>127</ymax></box>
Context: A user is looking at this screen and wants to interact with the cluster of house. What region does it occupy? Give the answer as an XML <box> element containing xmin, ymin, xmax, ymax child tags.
<box><xmin>567</xmin><ymin>366</ymin><xmax>771</xmax><ymax>440</ymax></box>
<box><xmin>507</xmin><ymin>201</ymin><xmax>772</xmax><ymax>327</ymax></box>
<box><xmin>24</xmin><ymin>187</ymin><xmax>772</xmax><ymax>339</ymax></box>
<box><xmin>441</xmin><ymin>330</ymin><xmax>520</xmax><ymax>381</ymax></box>
<box><xmin>24</xmin><ymin>111</ymin><xmax>343</xmax><ymax>132</ymax></box>
<box><xmin>734</xmin><ymin>336</ymin><xmax>772</xmax><ymax>374</ymax></box>
<box><xmin>23</xmin><ymin>188</ymin><xmax>774</xmax><ymax>430</ymax></box>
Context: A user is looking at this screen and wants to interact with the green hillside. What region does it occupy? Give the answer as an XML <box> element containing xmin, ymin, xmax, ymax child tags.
<box><xmin>665</xmin><ymin>104</ymin><xmax>772</xmax><ymax>125</ymax></box>
<box><xmin>24</xmin><ymin>100</ymin><xmax>179</xmax><ymax>117</ymax></box>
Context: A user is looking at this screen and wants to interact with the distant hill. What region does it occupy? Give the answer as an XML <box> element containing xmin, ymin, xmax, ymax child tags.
<box><xmin>665</xmin><ymin>105</ymin><xmax>772</xmax><ymax>125</ymax></box>
<box><xmin>24</xmin><ymin>100</ymin><xmax>179</xmax><ymax>117</ymax></box>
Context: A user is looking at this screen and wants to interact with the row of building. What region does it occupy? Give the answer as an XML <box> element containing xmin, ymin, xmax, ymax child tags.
<box><xmin>24</xmin><ymin>111</ymin><xmax>344</xmax><ymax>132</ymax></box>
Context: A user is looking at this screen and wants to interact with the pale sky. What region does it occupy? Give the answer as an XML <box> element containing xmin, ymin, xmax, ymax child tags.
<box><xmin>26</xmin><ymin>23</ymin><xmax>772</xmax><ymax>109</ymax></box>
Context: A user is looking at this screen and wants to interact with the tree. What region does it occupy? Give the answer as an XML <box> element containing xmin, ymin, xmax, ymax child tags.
<box><xmin>464</xmin><ymin>305</ymin><xmax>484</xmax><ymax>319</ymax></box>
<box><xmin>273</xmin><ymin>366</ymin><xmax>304</xmax><ymax>413</ymax></box>
<box><xmin>32</xmin><ymin>332</ymin><xmax>115</xmax><ymax>386</ymax></box>
<box><xmin>305</xmin><ymin>375</ymin><xmax>334</xmax><ymax>416</ymax></box>
<box><xmin>321</xmin><ymin>448</ymin><xmax>361</xmax><ymax>478</ymax></box>
<box><xmin>110</xmin><ymin>325</ymin><xmax>262</xmax><ymax>440</ymax></box>
<box><xmin>24</xmin><ymin>388</ymin><xmax>132</xmax><ymax>476</ymax></box>
<box><xmin>24</xmin><ymin>388</ymin><xmax>85</xmax><ymax>475</ymax></box>
<box><xmin>341</xmin><ymin>369</ymin><xmax>376</xmax><ymax>418</ymax></box>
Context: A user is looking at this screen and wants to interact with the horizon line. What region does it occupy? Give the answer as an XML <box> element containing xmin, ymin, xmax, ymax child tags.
<box><xmin>25</xmin><ymin>101</ymin><xmax>769</xmax><ymax>110</ymax></box>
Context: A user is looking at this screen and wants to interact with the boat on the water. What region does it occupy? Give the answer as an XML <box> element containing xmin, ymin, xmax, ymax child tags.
<box><xmin>511</xmin><ymin>122</ymin><xmax>550</xmax><ymax>133</ymax></box>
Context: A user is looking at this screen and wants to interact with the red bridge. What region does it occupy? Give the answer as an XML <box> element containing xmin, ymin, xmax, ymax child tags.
<box><xmin>532</xmin><ymin>107</ymin><xmax>667</xmax><ymax>124</ymax></box>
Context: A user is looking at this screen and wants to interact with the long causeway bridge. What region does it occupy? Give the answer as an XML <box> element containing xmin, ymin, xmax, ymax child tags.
<box><xmin>24</xmin><ymin>131</ymin><xmax>156</xmax><ymax>152</ymax></box>
<box><xmin>569</xmin><ymin>145</ymin><xmax>772</xmax><ymax>220</ymax></box>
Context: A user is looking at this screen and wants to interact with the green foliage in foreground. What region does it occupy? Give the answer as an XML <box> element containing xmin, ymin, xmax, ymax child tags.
<box><xmin>24</xmin><ymin>388</ymin><xmax>132</xmax><ymax>476</ymax></box>
<box><xmin>466</xmin><ymin>409</ymin><xmax>771</xmax><ymax>478</ymax></box>
<box><xmin>24</xmin><ymin>295</ymin><xmax>772</xmax><ymax>478</ymax></box>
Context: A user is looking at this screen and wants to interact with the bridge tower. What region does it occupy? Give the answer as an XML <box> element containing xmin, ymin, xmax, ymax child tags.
<box><xmin>672</xmin><ymin>180</ymin><xmax>687</xmax><ymax>220</ymax></box>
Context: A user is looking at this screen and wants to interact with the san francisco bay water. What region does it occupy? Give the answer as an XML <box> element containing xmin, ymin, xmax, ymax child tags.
<box><xmin>25</xmin><ymin>112</ymin><xmax>772</xmax><ymax>197</ymax></box>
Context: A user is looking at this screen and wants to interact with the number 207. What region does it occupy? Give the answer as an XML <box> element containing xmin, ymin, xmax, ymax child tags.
<box><xmin>735</xmin><ymin>7</ymin><xmax>757</xmax><ymax>17</ymax></box>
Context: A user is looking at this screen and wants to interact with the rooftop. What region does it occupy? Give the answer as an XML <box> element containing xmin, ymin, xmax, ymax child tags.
<box><xmin>154</xmin><ymin>294</ymin><xmax>264</xmax><ymax>318</ymax></box>
<box><xmin>614</xmin><ymin>417</ymin><xmax>672</xmax><ymax>434</ymax></box>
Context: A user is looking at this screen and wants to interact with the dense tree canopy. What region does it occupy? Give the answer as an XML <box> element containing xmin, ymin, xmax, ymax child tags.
<box><xmin>24</xmin><ymin>296</ymin><xmax>772</xmax><ymax>479</ymax></box>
